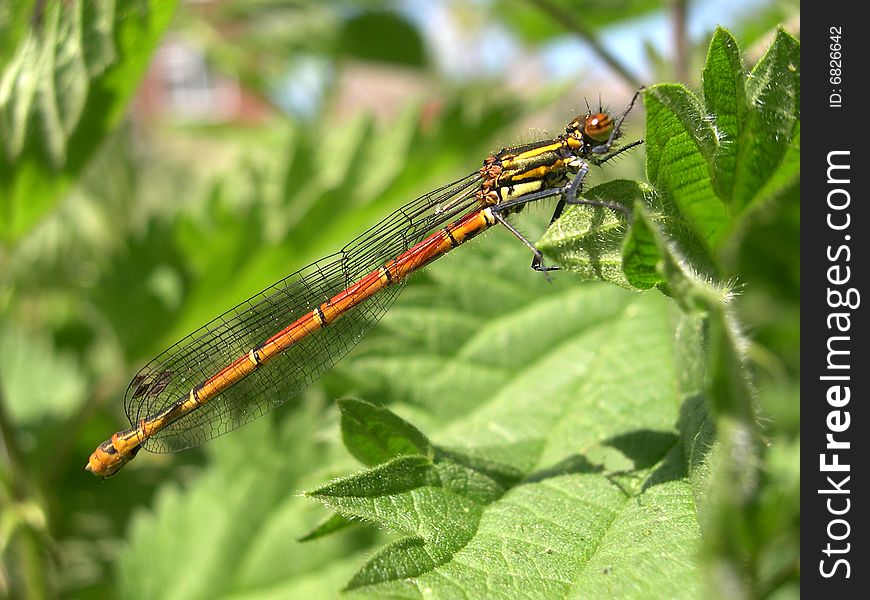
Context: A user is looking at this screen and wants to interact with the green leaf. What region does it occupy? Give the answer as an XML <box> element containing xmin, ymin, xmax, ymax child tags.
<box><xmin>298</xmin><ymin>513</ymin><xmax>358</xmax><ymax>543</ymax></box>
<box><xmin>0</xmin><ymin>322</ymin><xmax>86</xmax><ymax>423</ymax></box>
<box><xmin>536</xmin><ymin>179</ymin><xmax>645</xmax><ymax>288</ymax></box>
<box><xmin>307</xmin><ymin>454</ymin><xmax>493</xmax><ymax>541</ymax></box>
<box><xmin>305</xmin><ymin>237</ymin><xmax>710</xmax><ymax>595</ymax></box>
<box><xmin>643</xmin><ymin>28</ymin><xmax>800</xmax><ymax>256</ymax></box>
<box><xmin>624</xmin><ymin>203</ymin><xmax>767</xmax><ymax>599</ymax></box>
<box><xmin>733</xmin><ymin>29</ymin><xmax>799</xmax><ymax>213</ymax></box>
<box><xmin>730</xmin><ymin>175</ymin><xmax>800</xmax><ymax>375</ymax></box>
<box><xmin>0</xmin><ymin>0</ymin><xmax>178</xmax><ymax>242</ymax></box>
<box><xmin>621</xmin><ymin>196</ymin><xmax>668</xmax><ymax>291</ymax></box>
<box><xmin>699</xmin><ymin>307</ymin><xmax>764</xmax><ymax>598</ymax></box>
<box><xmin>642</xmin><ymin>83</ymin><xmax>728</xmax><ymax>252</ymax></box>
<box><xmin>702</xmin><ymin>28</ymin><xmax>747</xmax><ymax>201</ymax></box>
<box><xmin>339</xmin><ymin>398</ymin><xmax>433</xmax><ymax>467</ymax></box>
<box><xmin>336</xmin><ymin>11</ymin><xmax>426</xmax><ymax>67</ymax></box>
<box><xmin>634</xmin><ymin>202</ymin><xmax>735</xmax><ymax>313</ymax></box>
<box><xmin>746</xmin><ymin>119</ymin><xmax>800</xmax><ymax>213</ymax></box>
<box><xmin>538</xmin><ymin>179</ymin><xmax>712</xmax><ymax>290</ymax></box>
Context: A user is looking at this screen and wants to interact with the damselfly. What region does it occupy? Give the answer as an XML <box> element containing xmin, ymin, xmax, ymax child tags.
<box><xmin>87</xmin><ymin>93</ymin><xmax>643</xmax><ymax>478</ymax></box>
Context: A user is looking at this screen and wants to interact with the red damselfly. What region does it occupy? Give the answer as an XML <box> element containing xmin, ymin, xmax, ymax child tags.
<box><xmin>87</xmin><ymin>93</ymin><xmax>642</xmax><ymax>477</ymax></box>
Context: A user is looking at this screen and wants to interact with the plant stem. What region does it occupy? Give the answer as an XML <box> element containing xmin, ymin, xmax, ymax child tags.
<box><xmin>671</xmin><ymin>0</ymin><xmax>690</xmax><ymax>82</ymax></box>
<box><xmin>523</xmin><ymin>0</ymin><xmax>644</xmax><ymax>89</ymax></box>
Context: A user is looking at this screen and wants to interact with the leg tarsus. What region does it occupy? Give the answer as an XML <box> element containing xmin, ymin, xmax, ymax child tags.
<box><xmin>531</xmin><ymin>254</ymin><xmax>560</xmax><ymax>274</ymax></box>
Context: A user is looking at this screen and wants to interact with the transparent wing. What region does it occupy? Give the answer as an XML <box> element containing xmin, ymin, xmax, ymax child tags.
<box><xmin>124</xmin><ymin>172</ymin><xmax>482</xmax><ymax>452</ymax></box>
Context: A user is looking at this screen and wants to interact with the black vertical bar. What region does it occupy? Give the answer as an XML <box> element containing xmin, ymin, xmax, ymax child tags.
<box><xmin>803</xmin><ymin>3</ymin><xmax>867</xmax><ymax>596</ymax></box>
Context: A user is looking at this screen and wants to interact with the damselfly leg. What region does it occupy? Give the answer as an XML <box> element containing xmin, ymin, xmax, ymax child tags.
<box><xmin>491</xmin><ymin>91</ymin><xmax>644</xmax><ymax>272</ymax></box>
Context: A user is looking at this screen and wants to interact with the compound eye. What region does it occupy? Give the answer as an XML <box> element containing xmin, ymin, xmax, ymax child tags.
<box><xmin>585</xmin><ymin>113</ymin><xmax>613</xmax><ymax>142</ymax></box>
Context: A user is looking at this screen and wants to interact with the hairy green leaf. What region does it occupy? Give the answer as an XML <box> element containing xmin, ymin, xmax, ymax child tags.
<box><xmin>537</xmin><ymin>179</ymin><xmax>645</xmax><ymax>288</ymax></box>
<box><xmin>0</xmin><ymin>0</ymin><xmax>177</xmax><ymax>242</ymax></box>
<box><xmin>339</xmin><ymin>398</ymin><xmax>433</xmax><ymax>467</ymax></box>
<box><xmin>306</xmin><ymin>243</ymin><xmax>709</xmax><ymax>595</ymax></box>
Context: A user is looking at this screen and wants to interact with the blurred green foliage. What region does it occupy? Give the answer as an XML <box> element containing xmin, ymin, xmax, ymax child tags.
<box><xmin>1</xmin><ymin>1</ymin><xmax>798</xmax><ymax>599</ymax></box>
<box><xmin>0</xmin><ymin>0</ymin><xmax>178</xmax><ymax>242</ymax></box>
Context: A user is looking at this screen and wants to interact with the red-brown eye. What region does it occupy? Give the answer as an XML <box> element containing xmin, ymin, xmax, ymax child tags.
<box><xmin>585</xmin><ymin>113</ymin><xmax>613</xmax><ymax>142</ymax></box>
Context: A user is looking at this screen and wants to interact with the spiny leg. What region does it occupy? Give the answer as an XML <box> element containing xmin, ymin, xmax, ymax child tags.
<box><xmin>530</xmin><ymin>196</ymin><xmax>567</xmax><ymax>270</ymax></box>
<box><xmin>565</xmin><ymin>186</ymin><xmax>632</xmax><ymax>222</ymax></box>
<box><xmin>490</xmin><ymin>187</ymin><xmax>565</xmax><ymax>274</ymax></box>
<box><xmin>529</xmin><ymin>163</ymin><xmax>591</xmax><ymax>271</ymax></box>
<box><xmin>562</xmin><ymin>157</ymin><xmax>634</xmax><ymax>222</ymax></box>
<box><xmin>594</xmin><ymin>139</ymin><xmax>645</xmax><ymax>166</ymax></box>
<box><xmin>491</xmin><ymin>211</ymin><xmax>558</xmax><ymax>275</ymax></box>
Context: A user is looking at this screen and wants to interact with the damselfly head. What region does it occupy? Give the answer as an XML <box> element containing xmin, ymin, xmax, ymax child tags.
<box><xmin>584</xmin><ymin>113</ymin><xmax>614</xmax><ymax>142</ymax></box>
<box><xmin>566</xmin><ymin>112</ymin><xmax>615</xmax><ymax>144</ymax></box>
